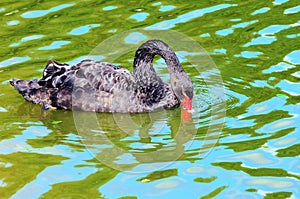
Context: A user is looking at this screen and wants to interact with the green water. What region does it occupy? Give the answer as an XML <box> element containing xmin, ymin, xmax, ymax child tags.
<box><xmin>1</xmin><ymin>0</ymin><xmax>300</xmax><ymax>198</ymax></box>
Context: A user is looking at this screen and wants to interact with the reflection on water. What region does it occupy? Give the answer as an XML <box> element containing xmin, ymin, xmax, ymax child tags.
<box><xmin>20</xmin><ymin>3</ymin><xmax>75</xmax><ymax>19</ymax></box>
<box><xmin>0</xmin><ymin>0</ymin><xmax>300</xmax><ymax>198</ymax></box>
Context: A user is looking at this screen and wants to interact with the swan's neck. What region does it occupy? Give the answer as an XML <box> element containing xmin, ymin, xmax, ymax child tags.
<box><xmin>133</xmin><ymin>40</ymin><xmax>183</xmax><ymax>84</ymax></box>
<box><xmin>132</xmin><ymin>40</ymin><xmax>193</xmax><ymax>111</ymax></box>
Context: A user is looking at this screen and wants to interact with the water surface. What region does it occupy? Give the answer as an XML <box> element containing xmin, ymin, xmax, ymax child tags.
<box><xmin>0</xmin><ymin>0</ymin><xmax>300</xmax><ymax>198</ymax></box>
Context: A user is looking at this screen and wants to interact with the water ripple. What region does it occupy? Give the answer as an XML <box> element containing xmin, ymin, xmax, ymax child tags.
<box><xmin>37</xmin><ymin>41</ymin><xmax>71</xmax><ymax>50</ymax></box>
<box><xmin>251</xmin><ymin>7</ymin><xmax>270</xmax><ymax>15</ymax></box>
<box><xmin>263</xmin><ymin>62</ymin><xmax>295</xmax><ymax>74</ymax></box>
<box><xmin>21</xmin><ymin>3</ymin><xmax>75</xmax><ymax>18</ymax></box>
<box><xmin>102</xmin><ymin>6</ymin><xmax>118</xmax><ymax>11</ymax></box>
<box><xmin>247</xmin><ymin>178</ymin><xmax>294</xmax><ymax>189</ymax></box>
<box><xmin>284</xmin><ymin>5</ymin><xmax>300</xmax><ymax>14</ymax></box>
<box><xmin>146</xmin><ymin>4</ymin><xmax>237</xmax><ymax>30</ymax></box>
<box><xmin>6</xmin><ymin>20</ymin><xmax>20</xmax><ymax>26</ymax></box>
<box><xmin>273</xmin><ymin>0</ymin><xmax>289</xmax><ymax>5</ymax></box>
<box><xmin>258</xmin><ymin>25</ymin><xmax>290</xmax><ymax>35</ymax></box>
<box><xmin>129</xmin><ymin>12</ymin><xmax>150</xmax><ymax>22</ymax></box>
<box><xmin>124</xmin><ymin>32</ymin><xmax>147</xmax><ymax>44</ymax></box>
<box><xmin>0</xmin><ymin>56</ymin><xmax>31</xmax><ymax>68</ymax></box>
<box><xmin>243</xmin><ymin>35</ymin><xmax>276</xmax><ymax>47</ymax></box>
<box><xmin>68</xmin><ymin>24</ymin><xmax>100</xmax><ymax>35</ymax></box>
<box><xmin>1</xmin><ymin>0</ymin><xmax>300</xmax><ymax>198</ymax></box>
<box><xmin>242</xmin><ymin>96</ymin><xmax>287</xmax><ymax>117</ymax></box>
<box><xmin>234</xmin><ymin>51</ymin><xmax>263</xmax><ymax>58</ymax></box>
<box><xmin>10</xmin><ymin>35</ymin><xmax>44</xmax><ymax>47</ymax></box>
<box><xmin>276</xmin><ymin>80</ymin><xmax>300</xmax><ymax>96</ymax></box>
<box><xmin>159</xmin><ymin>5</ymin><xmax>176</xmax><ymax>12</ymax></box>
<box><xmin>284</xmin><ymin>50</ymin><xmax>300</xmax><ymax>65</ymax></box>
<box><xmin>257</xmin><ymin>118</ymin><xmax>296</xmax><ymax>133</ymax></box>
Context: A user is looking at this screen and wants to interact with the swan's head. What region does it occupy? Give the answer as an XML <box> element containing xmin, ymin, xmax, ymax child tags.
<box><xmin>171</xmin><ymin>71</ymin><xmax>194</xmax><ymax>111</ymax></box>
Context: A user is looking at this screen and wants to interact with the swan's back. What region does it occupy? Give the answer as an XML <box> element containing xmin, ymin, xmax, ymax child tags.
<box><xmin>71</xmin><ymin>59</ymin><xmax>138</xmax><ymax>112</ymax></box>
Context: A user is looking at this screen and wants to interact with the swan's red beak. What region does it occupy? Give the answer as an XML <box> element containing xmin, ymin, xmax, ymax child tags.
<box><xmin>182</xmin><ymin>94</ymin><xmax>192</xmax><ymax>111</ymax></box>
<box><xmin>181</xmin><ymin>94</ymin><xmax>192</xmax><ymax>122</ymax></box>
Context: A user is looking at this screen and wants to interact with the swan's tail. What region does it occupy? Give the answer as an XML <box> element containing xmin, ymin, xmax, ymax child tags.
<box><xmin>10</xmin><ymin>78</ymin><xmax>53</xmax><ymax>105</ymax></box>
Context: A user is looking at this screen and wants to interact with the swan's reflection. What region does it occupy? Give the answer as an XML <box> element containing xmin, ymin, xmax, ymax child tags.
<box><xmin>15</xmin><ymin>98</ymin><xmax>221</xmax><ymax>173</ymax></box>
<box><xmin>73</xmin><ymin>109</ymin><xmax>197</xmax><ymax>172</ymax></box>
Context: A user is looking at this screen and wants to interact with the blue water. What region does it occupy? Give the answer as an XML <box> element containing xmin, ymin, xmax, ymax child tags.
<box><xmin>0</xmin><ymin>0</ymin><xmax>300</xmax><ymax>198</ymax></box>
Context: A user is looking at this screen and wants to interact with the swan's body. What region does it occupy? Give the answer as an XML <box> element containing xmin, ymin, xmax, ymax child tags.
<box><xmin>10</xmin><ymin>40</ymin><xmax>193</xmax><ymax>113</ymax></box>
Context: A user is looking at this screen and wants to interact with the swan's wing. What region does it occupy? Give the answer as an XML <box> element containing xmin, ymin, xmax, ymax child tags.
<box><xmin>38</xmin><ymin>59</ymin><xmax>71</xmax><ymax>87</ymax></box>
<box><xmin>52</xmin><ymin>60</ymin><xmax>138</xmax><ymax>112</ymax></box>
<box><xmin>73</xmin><ymin>60</ymin><xmax>134</xmax><ymax>90</ymax></box>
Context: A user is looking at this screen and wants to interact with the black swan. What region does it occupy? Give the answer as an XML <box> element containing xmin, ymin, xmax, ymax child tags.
<box><xmin>10</xmin><ymin>40</ymin><xmax>193</xmax><ymax>114</ymax></box>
